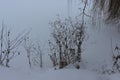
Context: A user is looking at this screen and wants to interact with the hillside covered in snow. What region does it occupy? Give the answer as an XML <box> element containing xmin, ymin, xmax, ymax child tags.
<box><xmin>0</xmin><ymin>0</ymin><xmax>120</xmax><ymax>80</ymax></box>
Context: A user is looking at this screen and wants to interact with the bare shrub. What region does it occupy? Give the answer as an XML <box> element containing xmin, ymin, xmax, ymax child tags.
<box><xmin>0</xmin><ymin>23</ymin><xmax>27</xmax><ymax>67</ymax></box>
<box><xmin>112</xmin><ymin>46</ymin><xmax>120</xmax><ymax>72</ymax></box>
<box><xmin>49</xmin><ymin>17</ymin><xmax>85</xmax><ymax>69</ymax></box>
<box><xmin>32</xmin><ymin>42</ymin><xmax>43</xmax><ymax>68</ymax></box>
<box><xmin>24</xmin><ymin>37</ymin><xmax>43</xmax><ymax>68</ymax></box>
<box><xmin>48</xmin><ymin>0</ymin><xmax>89</xmax><ymax>69</ymax></box>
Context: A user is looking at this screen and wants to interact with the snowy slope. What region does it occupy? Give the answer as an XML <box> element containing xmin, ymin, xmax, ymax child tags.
<box><xmin>80</xmin><ymin>21</ymin><xmax>120</xmax><ymax>72</ymax></box>
<box><xmin>110</xmin><ymin>73</ymin><xmax>120</xmax><ymax>80</ymax></box>
<box><xmin>0</xmin><ymin>66</ymin><xmax>99</xmax><ymax>80</ymax></box>
<box><xmin>0</xmin><ymin>22</ymin><xmax>120</xmax><ymax>80</ymax></box>
<box><xmin>37</xmin><ymin>69</ymin><xmax>99</xmax><ymax>80</ymax></box>
<box><xmin>1</xmin><ymin>66</ymin><xmax>120</xmax><ymax>80</ymax></box>
<box><xmin>0</xmin><ymin>23</ymin><xmax>120</xmax><ymax>80</ymax></box>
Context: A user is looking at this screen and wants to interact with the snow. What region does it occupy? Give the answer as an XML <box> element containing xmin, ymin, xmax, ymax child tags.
<box><xmin>1</xmin><ymin>66</ymin><xmax>120</xmax><ymax>80</ymax></box>
<box><xmin>0</xmin><ymin>66</ymin><xmax>45</xmax><ymax>80</ymax></box>
<box><xmin>0</xmin><ymin>66</ymin><xmax>99</xmax><ymax>80</ymax></box>
<box><xmin>0</xmin><ymin>27</ymin><xmax>120</xmax><ymax>80</ymax></box>
<box><xmin>0</xmin><ymin>0</ymin><xmax>120</xmax><ymax>80</ymax></box>
<box><xmin>38</xmin><ymin>69</ymin><xmax>99</xmax><ymax>80</ymax></box>
<box><xmin>0</xmin><ymin>21</ymin><xmax>120</xmax><ymax>80</ymax></box>
<box><xmin>110</xmin><ymin>74</ymin><xmax>120</xmax><ymax>80</ymax></box>
<box><xmin>0</xmin><ymin>20</ymin><xmax>120</xmax><ymax>80</ymax></box>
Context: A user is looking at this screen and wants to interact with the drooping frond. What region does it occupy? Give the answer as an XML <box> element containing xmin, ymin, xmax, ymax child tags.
<box><xmin>93</xmin><ymin>0</ymin><xmax>120</xmax><ymax>21</ymax></box>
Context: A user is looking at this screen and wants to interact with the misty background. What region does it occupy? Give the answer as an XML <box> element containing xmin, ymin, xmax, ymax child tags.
<box><xmin>0</xmin><ymin>0</ymin><xmax>81</xmax><ymax>68</ymax></box>
<box><xmin>0</xmin><ymin>0</ymin><xmax>79</xmax><ymax>42</ymax></box>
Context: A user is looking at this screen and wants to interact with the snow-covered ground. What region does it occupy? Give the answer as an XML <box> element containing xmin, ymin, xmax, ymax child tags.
<box><xmin>0</xmin><ymin>66</ymin><xmax>120</xmax><ymax>80</ymax></box>
<box><xmin>1</xmin><ymin>18</ymin><xmax>120</xmax><ymax>80</ymax></box>
<box><xmin>0</xmin><ymin>66</ymin><xmax>105</xmax><ymax>80</ymax></box>
<box><xmin>0</xmin><ymin>23</ymin><xmax>120</xmax><ymax>80</ymax></box>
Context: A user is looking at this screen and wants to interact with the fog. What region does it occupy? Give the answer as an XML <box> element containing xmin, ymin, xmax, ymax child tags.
<box><xmin>0</xmin><ymin>0</ymin><xmax>79</xmax><ymax>44</ymax></box>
